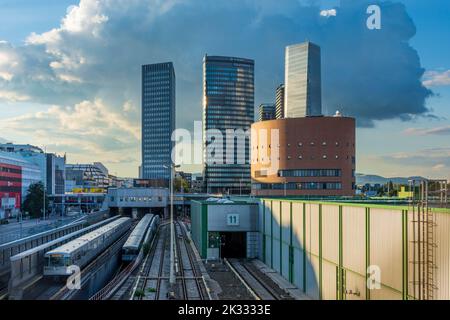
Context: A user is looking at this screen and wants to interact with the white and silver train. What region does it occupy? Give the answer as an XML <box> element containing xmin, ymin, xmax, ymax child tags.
<box><xmin>122</xmin><ymin>214</ymin><xmax>160</xmax><ymax>262</ymax></box>
<box><xmin>43</xmin><ymin>217</ymin><xmax>131</xmax><ymax>276</ymax></box>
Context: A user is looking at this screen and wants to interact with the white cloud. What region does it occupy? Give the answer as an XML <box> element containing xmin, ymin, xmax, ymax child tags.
<box><xmin>58</xmin><ymin>74</ymin><xmax>83</xmax><ymax>83</ymax></box>
<box><xmin>0</xmin><ymin>0</ymin><xmax>435</xmax><ymax>176</ymax></box>
<box><xmin>320</xmin><ymin>9</ymin><xmax>337</xmax><ymax>17</ymax></box>
<box><xmin>432</xmin><ymin>164</ymin><xmax>446</xmax><ymax>171</ymax></box>
<box><xmin>0</xmin><ymin>90</ymin><xmax>30</xmax><ymax>102</ymax></box>
<box><xmin>0</xmin><ymin>72</ymin><xmax>13</xmax><ymax>81</ymax></box>
<box><xmin>422</xmin><ymin>70</ymin><xmax>450</xmax><ymax>87</ymax></box>
<box><xmin>404</xmin><ymin>126</ymin><xmax>450</xmax><ymax>136</ymax></box>
<box><xmin>0</xmin><ymin>99</ymin><xmax>140</xmax><ymax>167</ymax></box>
<box><xmin>0</xmin><ymin>42</ymin><xmax>20</xmax><ymax>82</ymax></box>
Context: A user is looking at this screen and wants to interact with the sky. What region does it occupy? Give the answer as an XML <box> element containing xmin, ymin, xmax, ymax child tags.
<box><xmin>0</xmin><ymin>0</ymin><xmax>449</xmax><ymax>179</ymax></box>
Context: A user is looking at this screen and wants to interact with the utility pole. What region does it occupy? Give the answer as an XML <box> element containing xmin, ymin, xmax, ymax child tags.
<box><xmin>19</xmin><ymin>211</ymin><xmax>23</xmax><ymax>238</ymax></box>
<box><xmin>164</xmin><ymin>163</ymin><xmax>180</xmax><ymax>287</ymax></box>
<box><xmin>240</xmin><ymin>173</ymin><xmax>243</xmax><ymax>196</ymax></box>
<box><xmin>170</xmin><ymin>164</ymin><xmax>175</xmax><ymax>286</ymax></box>
<box><xmin>43</xmin><ymin>146</ymin><xmax>47</xmax><ymax>221</ymax></box>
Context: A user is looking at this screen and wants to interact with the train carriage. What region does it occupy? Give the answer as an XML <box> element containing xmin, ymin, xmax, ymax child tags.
<box><xmin>44</xmin><ymin>217</ymin><xmax>131</xmax><ymax>276</ymax></box>
<box><xmin>122</xmin><ymin>214</ymin><xmax>160</xmax><ymax>262</ymax></box>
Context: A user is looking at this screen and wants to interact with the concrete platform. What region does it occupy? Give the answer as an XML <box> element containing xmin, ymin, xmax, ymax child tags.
<box><xmin>251</xmin><ymin>259</ymin><xmax>312</xmax><ymax>300</ymax></box>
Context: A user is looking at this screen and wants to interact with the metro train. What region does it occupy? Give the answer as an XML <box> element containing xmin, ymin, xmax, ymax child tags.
<box><xmin>43</xmin><ymin>217</ymin><xmax>131</xmax><ymax>276</ymax></box>
<box><xmin>122</xmin><ymin>214</ymin><xmax>160</xmax><ymax>262</ymax></box>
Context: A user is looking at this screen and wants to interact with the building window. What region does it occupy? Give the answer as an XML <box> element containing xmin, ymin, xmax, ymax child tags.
<box><xmin>278</xmin><ymin>169</ymin><xmax>341</xmax><ymax>177</ymax></box>
<box><xmin>254</xmin><ymin>181</ymin><xmax>342</xmax><ymax>190</ymax></box>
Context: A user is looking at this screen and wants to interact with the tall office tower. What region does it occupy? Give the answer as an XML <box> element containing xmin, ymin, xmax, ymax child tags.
<box><xmin>203</xmin><ymin>55</ymin><xmax>254</xmax><ymax>194</ymax></box>
<box><xmin>259</xmin><ymin>104</ymin><xmax>276</xmax><ymax>121</ymax></box>
<box><xmin>275</xmin><ymin>84</ymin><xmax>285</xmax><ymax>119</ymax></box>
<box><xmin>141</xmin><ymin>62</ymin><xmax>175</xmax><ymax>182</ymax></box>
<box><xmin>284</xmin><ymin>42</ymin><xmax>322</xmax><ymax>118</ymax></box>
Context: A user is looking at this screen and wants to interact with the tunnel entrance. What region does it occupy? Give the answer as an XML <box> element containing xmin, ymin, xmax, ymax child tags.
<box><xmin>220</xmin><ymin>232</ymin><xmax>247</xmax><ymax>259</ymax></box>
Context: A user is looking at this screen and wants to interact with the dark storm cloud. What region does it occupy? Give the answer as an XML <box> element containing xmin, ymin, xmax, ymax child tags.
<box><xmin>0</xmin><ymin>0</ymin><xmax>433</xmax><ymax>130</ymax></box>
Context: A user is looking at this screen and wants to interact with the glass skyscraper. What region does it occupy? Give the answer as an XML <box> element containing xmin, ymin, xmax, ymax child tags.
<box><xmin>285</xmin><ymin>42</ymin><xmax>322</xmax><ymax>118</ymax></box>
<box><xmin>259</xmin><ymin>103</ymin><xmax>276</xmax><ymax>121</ymax></box>
<box><xmin>203</xmin><ymin>55</ymin><xmax>254</xmax><ymax>194</ymax></box>
<box><xmin>141</xmin><ymin>62</ymin><xmax>175</xmax><ymax>181</ymax></box>
<box><xmin>275</xmin><ymin>84</ymin><xmax>285</xmax><ymax>119</ymax></box>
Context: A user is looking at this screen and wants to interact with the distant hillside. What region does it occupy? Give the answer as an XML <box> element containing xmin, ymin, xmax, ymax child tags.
<box><xmin>356</xmin><ymin>173</ymin><xmax>427</xmax><ymax>186</ymax></box>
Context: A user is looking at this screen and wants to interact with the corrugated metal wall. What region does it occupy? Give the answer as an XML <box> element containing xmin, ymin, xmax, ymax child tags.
<box><xmin>435</xmin><ymin>212</ymin><xmax>450</xmax><ymax>300</ymax></box>
<box><xmin>190</xmin><ymin>201</ymin><xmax>205</xmax><ymax>258</ymax></box>
<box><xmin>260</xmin><ymin>199</ymin><xmax>450</xmax><ymax>300</ymax></box>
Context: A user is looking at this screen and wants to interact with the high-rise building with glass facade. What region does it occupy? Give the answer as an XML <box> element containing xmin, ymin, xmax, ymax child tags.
<box><xmin>203</xmin><ymin>55</ymin><xmax>254</xmax><ymax>194</ymax></box>
<box><xmin>259</xmin><ymin>104</ymin><xmax>276</xmax><ymax>121</ymax></box>
<box><xmin>275</xmin><ymin>84</ymin><xmax>285</xmax><ymax>119</ymax></box>
<box><xmin>285</xmin><ymin>42</ymin><xmax>322</xmax><ymax>118</ymax></box>
<box><xmin>141</xmin><ymin>62</ymin><xmax>175</xmax><ymax>181</ymax></box>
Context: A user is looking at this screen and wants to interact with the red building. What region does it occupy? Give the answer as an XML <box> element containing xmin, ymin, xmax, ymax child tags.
<box><xmin>251</xmin><ymin>116</ymin><xmax>356</xmax><ymax>197</ymax></box>
<box><xmin>0</xmin><ymin>162</ymin><xmax>22</xmax><ymax>218</ymax></box>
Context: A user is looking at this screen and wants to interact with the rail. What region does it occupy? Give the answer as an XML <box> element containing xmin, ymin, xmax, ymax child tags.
<box><xmin>224</xmin><ymin>258</ymin><xmax>260</xmax><ymax>300</ymax></box>
<box><xmin>175</xmin><ymin>221</ymin><xmax>207</xmax><ymax>300</ymax></box>
<box><xmin>131</xmin><ymin>222</ymin><xmax>169</xmax><ymax>300</ymax></box>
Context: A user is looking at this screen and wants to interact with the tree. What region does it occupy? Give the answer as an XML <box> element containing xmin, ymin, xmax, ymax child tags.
<box><xmin>22</xmin><ymin>182</ymin><xmax>49</xmax><ymax>218</ymax></box>
<box><xmin>174</xmin><ymin>177</ymin><xmax>190</xmax><ymax>193</ymax></box>
<box><xmin>387</xmin><ymin>180</ymin><xmax>396</xmax><ymax>197</ymax></box>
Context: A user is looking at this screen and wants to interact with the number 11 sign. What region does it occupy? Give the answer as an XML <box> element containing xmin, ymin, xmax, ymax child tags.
<box><xmin>227</xmin><ymin>214</ymin><xmax>240</xmax><ymax>226</ymax></box>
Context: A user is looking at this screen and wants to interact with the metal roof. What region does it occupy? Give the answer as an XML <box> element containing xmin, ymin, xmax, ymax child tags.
<box><xmin>123</xmin><ymin>214</ymin><xmax>154</xmax><ymax>249</ymax></box>
<box><xmin>10</xmin><ymin>216</ymin><xmax>120</xmax><ymax>261</ymax></box>
<box><xmin>44</xmin><ymin>217</ymin><xmax>130</xmax><ymax>256</ymax></box>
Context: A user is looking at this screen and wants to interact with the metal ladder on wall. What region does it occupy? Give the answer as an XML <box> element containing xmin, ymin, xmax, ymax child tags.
<box><xmin>409</xmin><ymin>179</ymin><xmax>447</xmax><ymax>300</ymax></box>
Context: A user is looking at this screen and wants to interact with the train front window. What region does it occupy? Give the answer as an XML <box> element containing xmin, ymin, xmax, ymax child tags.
<box><xmin>49</xmin><ymin>256</ymin><xmax>65</xmax><ymax>267</ymax></box>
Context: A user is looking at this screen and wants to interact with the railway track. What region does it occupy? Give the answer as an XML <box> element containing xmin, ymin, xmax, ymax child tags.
<box><xmin>227</xmin><ymin>259</ymin><xmax>293</xmax><ymax>300</ymax></box>
<box><xmin>90</xmin><ymin>224</ymin><xmax>161</xmax><ymax>300</ymax></box>
<box><xmin>130</xmin><ymin>220</ymin><xmax>208</xmax><ymax>300</ymax></box>
<box><xmin>0</xmin><ymin>285</ymin><xmax>8</xmax><ymax>300</ymax></box>
<box><xmin>132</xmin><ymin>222</ymin><xmax>169</xmax><ymax>300</ymax></box>
<box><xmin>175</xmin><ymin>221</ymin><xmax>208</xmax><ymax>300</ymax></box>
<box><xmin>174</xmin><ymin>221</ymin><xmax>207</xmax><ymax>300</ymax></box>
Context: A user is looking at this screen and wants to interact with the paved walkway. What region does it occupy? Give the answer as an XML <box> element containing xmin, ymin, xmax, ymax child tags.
<box><xmin>250</xmin><ymin>259</ymin><xmax>311</xmax><ymax>300</ymax></box>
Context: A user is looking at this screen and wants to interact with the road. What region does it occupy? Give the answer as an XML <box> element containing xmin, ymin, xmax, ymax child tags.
<box><xmin>0</xmin><ymin>215</ymin><xmax>82</xmax><ymax>245</ymax></box>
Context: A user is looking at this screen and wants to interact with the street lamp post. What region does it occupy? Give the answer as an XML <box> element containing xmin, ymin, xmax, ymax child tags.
<box><xmin>19</xmin><ymin>211</ymin><xmax>23</xmax><ymax>238</ymax></box>
<box><xmin>163</xmin><ymin>163</ymin><xmax>180</xmax><ymax>287</ymax></box>
<box><xmin>43</xmin><ymin>146</ymin><xmax>47</xmax><ymax>221</ymax></box>
<box><xmin>43</xmin><ymin>182</ymin><xmax>46</xmax><ymax>221</ymax></box>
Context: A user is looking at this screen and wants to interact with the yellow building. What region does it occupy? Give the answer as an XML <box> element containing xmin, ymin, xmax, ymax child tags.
<box><xmin>398</xmin><ymin>186</ymin><xmax>413</xmax><ymax>199</ymax></box>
